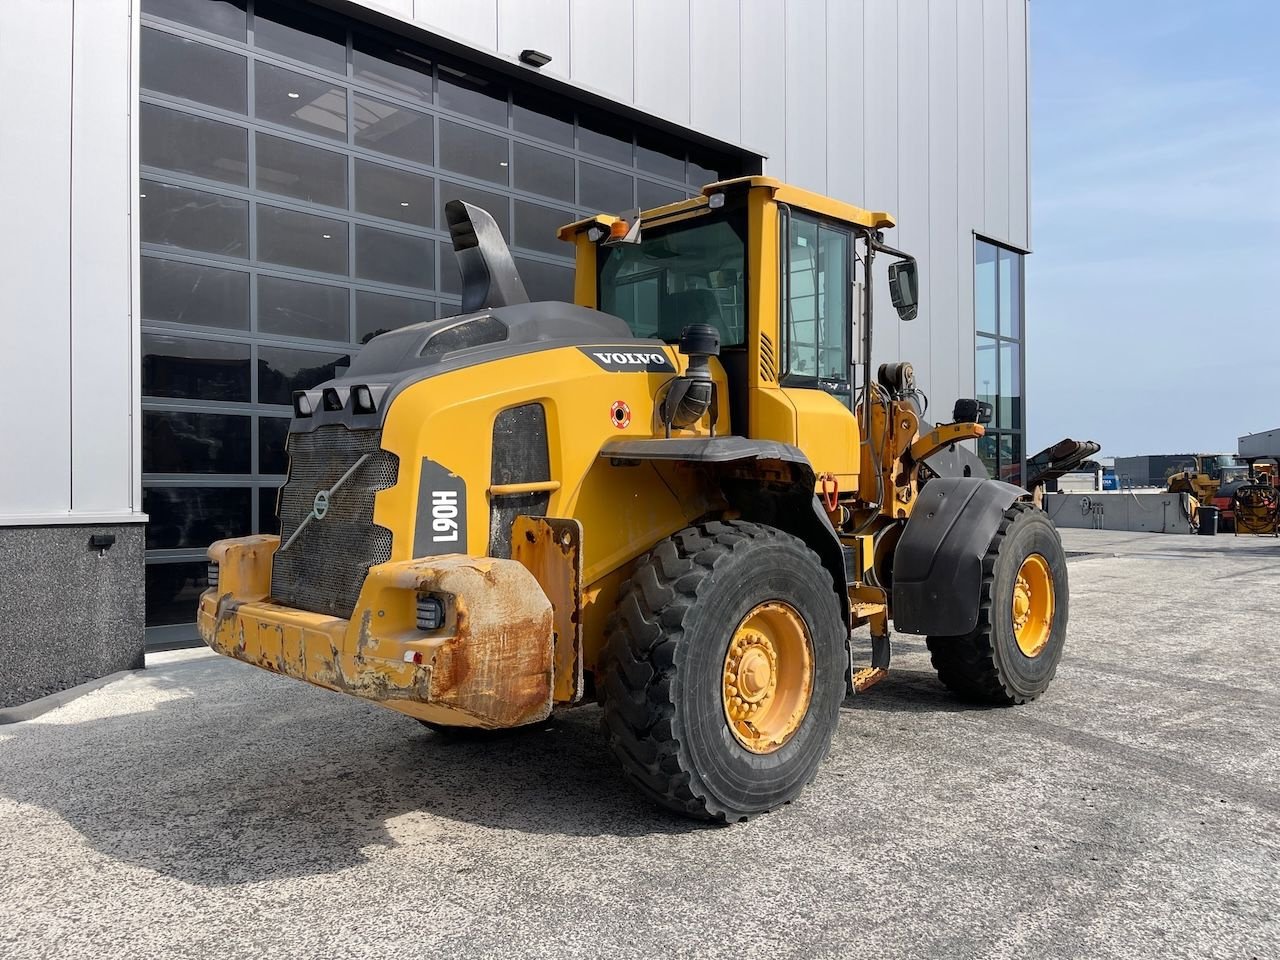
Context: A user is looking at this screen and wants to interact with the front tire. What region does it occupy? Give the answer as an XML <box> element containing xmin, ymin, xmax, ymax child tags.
<box><xmin>926</xmin><ymin>502</ymin><xmax>1069</xmax><ymax>704</ymax></box>
<box><xmin>601</xmin><ymin>521</ymin><xmax>846</xmax><ymax>822</ymax></box>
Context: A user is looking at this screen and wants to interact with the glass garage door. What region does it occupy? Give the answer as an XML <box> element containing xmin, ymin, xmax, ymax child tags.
<box><xmin>139</xmin><ymin>0</ymin><xmax>748</xmax><ymax>644</ymax></box>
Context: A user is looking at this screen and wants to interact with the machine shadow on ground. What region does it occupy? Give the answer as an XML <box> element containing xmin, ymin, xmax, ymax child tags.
<box><xmin>0</xmin><ymin>659</ymin><xmax>703</xmax><ymax>887</ymax></box>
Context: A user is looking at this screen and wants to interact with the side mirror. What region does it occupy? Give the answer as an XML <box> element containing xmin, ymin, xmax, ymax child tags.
<box><xmin>888</xmin><ymin>259</ymin><xmax>919</xmax><ymax>322</ymax></box>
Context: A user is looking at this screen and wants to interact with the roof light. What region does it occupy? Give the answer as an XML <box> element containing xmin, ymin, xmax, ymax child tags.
<box><xmin>518</xmin><ymin>49</ymin><xmax>552</xmax><ymax>68</ymax></box>
<box><xmin>609</xmin><ymin>220</ymin><xmax>630</xmax><ymax>240</ymax></box>
<box><xmin>322</xmin><ymin>388</ymin><xmax>343</xmax><ymax>411</ymax></box>
<box><xmin>586</xmin><ymin>225</ymin><xmax>605</xmax><ymax>243</ymax></box>
<box><xmin>293</xmin><ymin>391</ymin><xmax>313</xmax><ymax>417</ymax></box>
<box><xmin>707</xmin><ymin>191</ymin><xmax>726</xmax><ymax>209</ymax></box>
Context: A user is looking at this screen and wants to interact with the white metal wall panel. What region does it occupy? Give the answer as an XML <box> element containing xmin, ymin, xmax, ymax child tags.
<box><xmin>861</xmin><ymin>0</ymin><xmax>899</xmax><ymax>366</ymax></box>
<box><xmin>956</xmin><ymin>0</ymin><xmax>987</xmax><ymax>401</ymax></box>
<box><xmin>782</xmin><ymin>0</ymin><xmax>826</xmax><ymax>192</ymax></box>
<box><xmin>495</xmin><ymin>0</ymin><xmax>571</xmax><ymax>82</ymax></box>
<box><xmin>825</xmin><ymin>0</ymin><xmax>864</xmax><ymax>207</ymax></box>
<box><xmin>634</xmin><ymin>0</ymin><xmax>691</xmax><ymax>126</ymax></box>
<box><xmin>412</xmin><ymin>0</ymin><xmax>497</xmax><ymax>50</ymax></box>
<box><xmin>927</xmin><ymin>0</ymin><xmax>962</xmax><ymax>409</ymax></box>
<box><xmin>70</xmin><ymin>0</ymin><xmax>135</xmax><ymax>514</ymax></box>
<box><xmin>0</xmin><ymin>0</ymin><xmax>73</xmax><ymax>519</ymax></box>
<box><xmin>982</xmin><ymin>0</ymin><xmax>1011</xmax><ymax>245</ymax></box>
<box><xmin>568</xmin><ymin>0</ymin><xmax>635</xmax><ymax>105</ymax></box>
<box><xmin>739</xmin><ymin>0</ymin><xmax>787</xmax><ymax>177</ymax></box>
<box><xmin>896</xmin><ymin>0</ymin><xmax>931</xmax><ymax>376</ymax></box>
<box><xmin>1008</xmin><ymin>0</ymin><xmax>1029</xmax><ymax>250</ymax></box>
<box><xmin>689</xmin><ymin>0</ymin><xmax>742</xmax><ymax>146</ymax></box>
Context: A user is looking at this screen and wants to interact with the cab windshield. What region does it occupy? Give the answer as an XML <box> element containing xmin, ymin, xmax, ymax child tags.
<box><xmin>597</xmin><ymin>211</ymin><xmax>747</xmax><ymax>346</ymax></box>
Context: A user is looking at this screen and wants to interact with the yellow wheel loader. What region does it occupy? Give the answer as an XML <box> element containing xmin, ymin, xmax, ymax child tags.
<box><xmin>199</xmin><ymin>177</ymin><xmax>1069</xmax><ymax>822</ymax></box>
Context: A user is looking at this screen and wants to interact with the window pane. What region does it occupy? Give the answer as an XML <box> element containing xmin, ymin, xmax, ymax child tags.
<box><xmin>354</xmin><ymin>225</ymin><xmax>434</xmax><ymax>289</ymax></box>
<box><xmin>141</xmin><ymin>257</ymin><xmax>249</xmax><ymax>329</ymax></box>
<box><xmin>142</xmin><ymin>0</ymin><xmax>246</xmax><ymax>40</ymax></box>
<box><xmin>354</xmin><ymin>159</ymin><xmax>434</xmax><ymax>227</ymax></box>
<box><xmin>638</xmin><ymin>179</ymin><xmax>686</xmax><ymax>210</ymax></box>
<box><xmin>975</xmin><ymin>240</ymin><xmax>997</xmax><ymax>334</ymax></box>
<box><xmin>142</xmin><ymin>333</ymin><xmax>251</xmax><ymax>401</ymax></box>
<box><xmin>784</xmin><ymin>216</ymin><xmax>819</xmax><ymax>379</ymax></box>
<box><xmin>356</xmin><ymin>291</ymin><xmax>435</xmax><ymax>343</ymax></box>
<box><xmin>514</xmin><ymin>200</ymin><xmax>573</xmax><ymax>256</ymax></box>
<box><xmin>977</xmin><ymin>434</ymin><xmax>999</xmax><ymax>482</ymax></box>
<box><xmin>579</xmin><ymin>114</ymin><xmax>632</xmax><ymax>164</ymax></box>
<box><xmin>439</xmin><ymin>120</ymin><xmax>509</xmax><ymax>184</ymax></box>
<box><xmin>816</xmin><ymin>224</ymin><xmax>850</xmax><ymax>382</ymax></box>
<box><xmin>438</xmin><ymin>181</ymin><xmax>509</xmax><ymax>236</ymax></box>
<box><xmin>999</xmin><ymin>341</ymin><xmax>1022</xmax><ymax>430</ymax></box>
<box><xmin>141</xmin><ymin>27</ymin><xmax>247</xmax><ymax>113</ymax></box>
<box><xmin>976</xmin><ymin>336</ymin><xmax>998</xmax><ymax>416</ymax></box>
<box><xmin>353</xmin><ymin>93</ymin><xmax>434</xmax><ymax>164</ymax></box>
<box><xmin>259</xmin><ymin>486</ymin><xmax>281</xmax><ymax>535</ymax></box>
<box><xmin>514</xmin><ymin>256</ymin><xmax>573</xmax><ymax>303</ymax></box>
<box><xmin>513</xmin><ymin>92</ymin><xmax>573</xmax><ymax>146</ymax></box>
<box><xmin>579</xmin><ymin>161</ymin><xmax>632</xmax><ymax>212</ymax></box>
<box><xmin>140</xmin><ymin>102</ymin><xmax>247</xmax><ymax>185</ymax></box>
<box><xmin>140</xmin><ymin>179</ymin><xmax>248</xmax><ymax>257</ymax></box>
<box><xmin>145</xmin><ymin>561</ymin><xmax>210</xmax><ymax>627</ymax></box>
<box><xmin>256</xmin><ymin>205</ymin><xmax>349</xmax><ymax>275</ymax></box>
<box><xmin>998</xmin><ymin>247</ymin><xmax>1022</xmax><ymax>338</ymax></box>
<box><xmin>513</xmin><ymin>141</ymin><xmax>573</xmax><ymax>203</ymax></box>
<box><xmin>255</xmin><ymin>132</ymin><xmax>347</xmax><ymax>207</ymax></box>
<box><xmin>438</xmin><ymin>64</ymin><xmax>507</xmax><ymax>126</ymax></box>
<box><xmin>144</xmin><ymin>486</ymin><xmax>251</xmax><ymax>549</ymax></box>
<box><xmin>1000</xmin><ymin>433</ymin><xmax>1024</xmax><ymax>487</ymax></box>
<box><xmin>598</xmin><ymin>213</ymin><xmax>747</xmax><ymax>347</ymax></box>
<box><xmin>254</xmin><ymin>61</ymin><xmax>346</xmax><ymax>140</ymax></box>
<box><xmin>688</xmin><ymin>152</ymin><xmax>721</xmax><ymax>186</ymax></box>
<box><xmin>258</xmin><ymin>416</ymin><xmax>291</xmax><ymax>475</ymax></box>
<box><xmin>143</xmin><ymin>411</ymin><xmax>251</xmax><ymax>474</ymax></box>
<box><xmin>252</xmin><ymin>0</ymin><xmax>346</xmax><ymax>73</ymax></box>
<box><xmin>258</xmin><ymin>345</ymin><xmax>351</xmax><ymax>405</ymax></box>
<box><xmin>258</xmin><ymin>274</ymin><xmax>349</xmax><ymax>340</ymax></box>
<box><xmin>354</xmin><ymin>34</ymin><xmax>433</xmax><ymax>102</ymax></box>
<box><xmin>638</xmin><ymin>138</ymin><xmax>685</xmax><ymax>181</ymax></box>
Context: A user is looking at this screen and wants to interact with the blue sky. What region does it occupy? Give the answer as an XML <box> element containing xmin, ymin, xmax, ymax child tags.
<box><xmin>1028</xmin><ymin>1</ymin><xmax>1280</xmax><ymax>456</ymax></box>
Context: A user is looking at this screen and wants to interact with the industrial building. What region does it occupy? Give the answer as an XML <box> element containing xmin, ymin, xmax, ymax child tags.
<box><xmin>0</xmin><ymin>0</ymin><xmax>1031</xmax><ymax>703</ymax></box>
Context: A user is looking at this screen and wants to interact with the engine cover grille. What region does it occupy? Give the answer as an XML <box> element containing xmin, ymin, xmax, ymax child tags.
<box><xmin>271</xmin><ymin>425</ymin><xmax>399</xmax><ymax>619</ymax></box>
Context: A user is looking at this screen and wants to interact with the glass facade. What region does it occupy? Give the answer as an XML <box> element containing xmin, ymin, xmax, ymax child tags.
<box><xmin>139</xmin><ymin>0</ymin><xmax>745</xmax><ymax>641</ymax></box>
<box><xmin>974</xmin><ymin>238</ymin><xmax>1026</xmax><ymax>486</ymax></box>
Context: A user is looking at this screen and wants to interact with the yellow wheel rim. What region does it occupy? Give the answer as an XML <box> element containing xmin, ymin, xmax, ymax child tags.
<box><xmin>1012</xmin><ymin>553</ymin><xmax>1055</xmax><ymax>658</ymax></box>
<box><xmin>722</xmin><ymin>601</ymin><xmax>814</xmax><ymax>754</ymax></box>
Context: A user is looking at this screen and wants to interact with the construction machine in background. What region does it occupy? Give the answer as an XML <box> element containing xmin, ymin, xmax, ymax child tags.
<box><xmin>198</xmin><ymin>178</ymin><xmax>1069</xmax><ymax>822</ymax></box>
<box><xmin>1167</xmin><ymin>454</ymin><xmax>1251</xmax><ymax>531</ymax></box>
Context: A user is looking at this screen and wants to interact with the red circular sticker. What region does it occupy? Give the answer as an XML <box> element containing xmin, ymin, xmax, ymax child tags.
<box><xmin>610</xmin><ymin>400</ymin><xmax>631</xmax><ymax>429</ymax></box>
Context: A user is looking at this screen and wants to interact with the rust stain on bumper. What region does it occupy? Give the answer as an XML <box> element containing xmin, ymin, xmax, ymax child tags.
<box><xmin>199</xmin><ymin>538</ymin><xmax>554</xmax><ymax>729</ymax></box>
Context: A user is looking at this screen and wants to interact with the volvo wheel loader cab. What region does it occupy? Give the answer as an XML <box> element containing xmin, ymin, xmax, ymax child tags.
<box><xmin>199</xmin><ymin>177</ymin><xmax>1069</xmax><ymax>822</ymax></box>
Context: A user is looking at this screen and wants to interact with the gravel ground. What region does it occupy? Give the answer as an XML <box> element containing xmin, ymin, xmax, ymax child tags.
<box><xmin>1</xmin><ymin>528</ymin><xmax>1277</xmax><ymax>960</ymax></box>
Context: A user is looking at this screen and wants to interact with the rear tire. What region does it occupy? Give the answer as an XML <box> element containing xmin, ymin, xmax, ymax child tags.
<box><xmin>926</xmin><ymin>502</ymin><xmax>1069</xmax><ymax>704</ymax></box>
<box><xmin>600</xmin><ymin>521</ymin><xmax>846</xmax><ymax>822</ymax></box>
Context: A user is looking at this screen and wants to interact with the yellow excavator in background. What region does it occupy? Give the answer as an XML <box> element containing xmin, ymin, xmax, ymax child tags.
<box><xmin>198</xmin><ymin>178</ymin><xmax>1069</xmax><ymax>821</ymax></box>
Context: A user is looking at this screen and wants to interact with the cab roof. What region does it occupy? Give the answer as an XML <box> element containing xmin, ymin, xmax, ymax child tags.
<box><xmin>556</xmin><ymin>176</ymin><xmax>896</xmax><ymax>242</ymax></box>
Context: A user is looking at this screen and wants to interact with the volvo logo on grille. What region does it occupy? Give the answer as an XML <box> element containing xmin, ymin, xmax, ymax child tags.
<box><xmin>278</xmin><ymin>453</ymin><xmax>371</xmax><ymax>553</ymax></box>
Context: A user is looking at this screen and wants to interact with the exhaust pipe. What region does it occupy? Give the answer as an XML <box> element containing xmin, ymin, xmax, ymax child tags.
<box><xmin>444</xmin><ymin>199</ymin><xmax>530</xmax><ymax>313</ymax></box>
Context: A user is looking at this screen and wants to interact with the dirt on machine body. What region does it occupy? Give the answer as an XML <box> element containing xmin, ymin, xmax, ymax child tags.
<box><xmin>200</xmin><ymin>177</ymin><xmax>1070</xmax><ymax>821</ymax></box>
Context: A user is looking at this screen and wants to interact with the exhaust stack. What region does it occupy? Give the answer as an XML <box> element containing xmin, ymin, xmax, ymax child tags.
<box><xmin>444</xmin><ymin>199</ymin><xmax>530</xmax><ymax>313</ymax></box>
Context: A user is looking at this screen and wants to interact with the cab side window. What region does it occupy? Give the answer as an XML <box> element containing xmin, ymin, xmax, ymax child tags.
<box><xmin>782</xmin><ymin>212</ymin><xmax>851</xmax><ymax>398</ymax></box>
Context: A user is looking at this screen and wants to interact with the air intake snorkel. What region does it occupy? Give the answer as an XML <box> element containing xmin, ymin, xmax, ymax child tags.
<box><xmin>444</xmin><ymin>199</ymin><xmax>530</xmax><ymax>313</ymax></box>
<box><xmin>660</xmin><ymin>323</ymin><xmax>720</xmax><ymax>436</ymax></box>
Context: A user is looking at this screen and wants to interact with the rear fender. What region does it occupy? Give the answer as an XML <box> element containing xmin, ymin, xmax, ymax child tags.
<box><xmin>891</xmin><ymin>477</ymin><xmax>1026</xmax><ymax>635</ymax></box>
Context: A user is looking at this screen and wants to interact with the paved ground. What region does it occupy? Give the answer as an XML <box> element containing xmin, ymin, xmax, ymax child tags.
<box><xmin>2</xmin><ymin>529</ymin><xmax>1277</xmax><ymax>959</ymax></box>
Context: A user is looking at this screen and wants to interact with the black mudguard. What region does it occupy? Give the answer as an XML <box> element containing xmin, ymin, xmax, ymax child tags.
<box><xmin>891</xmin><ymin>477</ymin><xmax>1026</xmax><ymax>636</ymax></box>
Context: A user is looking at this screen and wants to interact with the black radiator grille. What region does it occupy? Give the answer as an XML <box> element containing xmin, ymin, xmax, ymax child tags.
<box><xmin>271</xmin><ymin>425</ymin><xmax>399</xmax><ymax>619</ymax></box>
